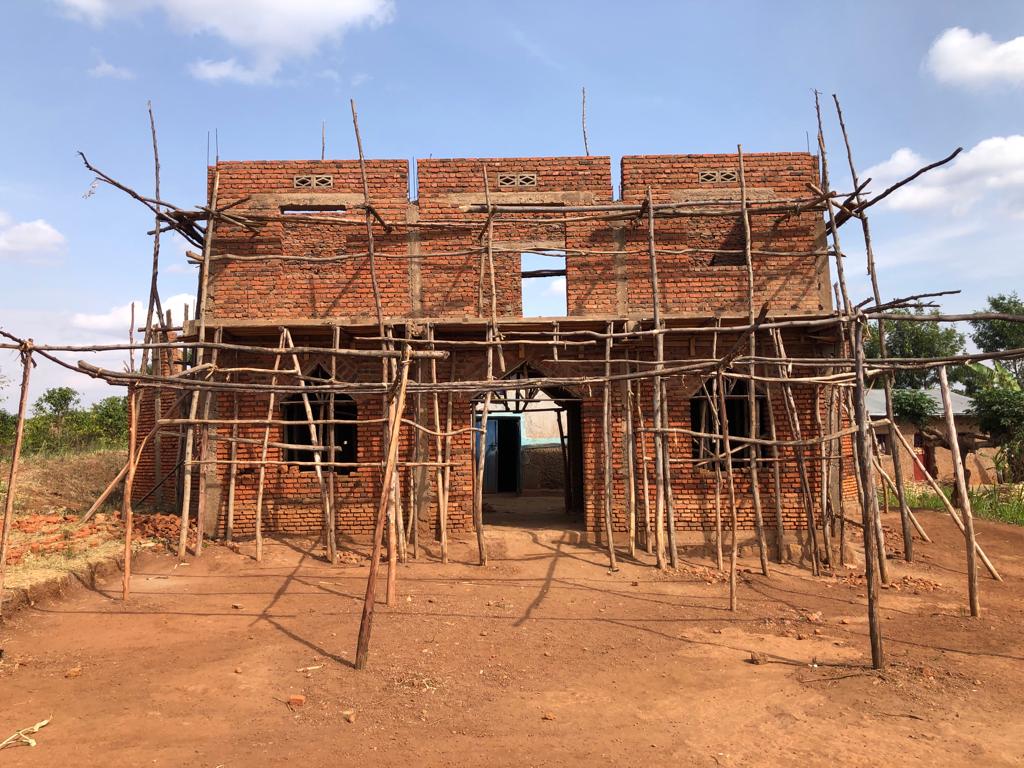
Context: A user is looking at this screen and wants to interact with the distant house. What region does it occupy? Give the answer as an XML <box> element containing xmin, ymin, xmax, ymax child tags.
<box><xmin>868</xmin><ymin>387</ymin><xmax>997</xmax><ymax>488</ymax></box>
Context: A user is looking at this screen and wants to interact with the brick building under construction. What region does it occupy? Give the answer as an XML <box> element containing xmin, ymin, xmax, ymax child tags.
<box><xmin>133</xmin><ymin>150</ymin><xmax>850</xmax><ymax>566</ymax></box>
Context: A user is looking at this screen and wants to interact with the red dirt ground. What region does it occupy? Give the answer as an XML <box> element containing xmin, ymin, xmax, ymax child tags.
<box><xmin>1</xmin><ymin>507</ymin><xmax>1022</xmax><ymax>767</ymax></box>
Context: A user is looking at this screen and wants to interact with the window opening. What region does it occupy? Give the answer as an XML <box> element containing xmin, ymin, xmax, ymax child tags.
<box><xmin>281</xmin><ymin>365</ymin><xmax>357</xmax><ymax>473</ymax></box>
<box><xmin>690</xmin><ymin>377</ymin><xmax>767</xmax><ymax>469</ymax></box>
<box><xmin>521</xmin><ymin>249</ymin><xmax>567</xmax><ymax>316</ymax></box>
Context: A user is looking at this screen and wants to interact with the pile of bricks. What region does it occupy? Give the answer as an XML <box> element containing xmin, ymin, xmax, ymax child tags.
<box><xmin>132</xmin><ymin>513</ymin><xmax>197</xmax><ymax>550</ymax></box>
<box><xmin>4</xmin><ymin>513</ymin><xmax>121</xmax><ymax>566</ymax></box>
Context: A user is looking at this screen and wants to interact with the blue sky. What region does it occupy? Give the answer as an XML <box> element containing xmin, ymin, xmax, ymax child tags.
<box><xmin>1</xmin><ymin>1</ymin><xmax>1023</xmax><ymax>404</ymax></box>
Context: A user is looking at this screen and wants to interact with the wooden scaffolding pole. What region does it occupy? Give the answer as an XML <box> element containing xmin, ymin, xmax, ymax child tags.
<box><xmin>737</xmin><ymin>146</ymin><xmax>769</xmax><ymax>576</ymax></box>
<box><xmin>769</xmin><ymin>328</ymin><xmax>821</xmax><ymax>574</ymax></box>
<box><xmin>326</xmin><ymin>325</ymin><xmax>340</xmax><ymax>562</ymax></box>
<box><xmin>633</xmin><ymin>380</ymin><xmax>654</xmax><ymax>555</ymax></box>
<box><xmin>0</xmin><ymin>344</ymin><xmax>33</xmax><ymax>618</ymax></box>
<box><xmin>254</xmin><ymin>330</ymin><xmax>288</xmax><ymax>562</ymax></box>
<box><xmin>177</xmin><ymin>169</ymin><xmax>219</xmax><ymax>560</ymax></box>
<box><xmin>473</xmin><ymin>325</ymin><xmax>494</xmax><ymax>566</ymax></box>
<box><xmin>194</xmin><ymin>326</ymin><xmax>223</xmax><ymax>556</ymax></box>
<box><xmin>427</xmin><ymin>325</ymin><xmax>446</xmax><ymax>563</ymax></box>
<box><xmin>225</xmin><ymin>389</ymin><xmax>239</xmax><ymax>542</ymax></box>
<box><xmin>833</xmin><ymin>93</ymin><xmax>915</xmax><ymax>562</ymax></box>
<box><xmin>717</xmin><ymin>370</ymin><xmax>740</xmax><ymax>610</ymax></box>
<box><xmin>938</xmin><ymin>366</ymin><xmax>981</xmax><ymax>616</ymax></box>
<box><xmin>710</xmin><ymin>325</ymin><xmax>725</xmax><ymax>570</ymax></box>
<box><xmin>601</xmin><ymin>321</ymin><xmax>618</xmax><ymax>570</ymax></box>
<box><xmin>645</xmin><ymin>187</ymin><xmax>669</xmax><ymax>569</ymax></box>
<box><xmin>621</xmin><ymin>369</ymin><xmax>637</xmax><ymax>558</ymax></box>
<box><xmin>852</xmin><ymin>320</ymin><xmax>884</xmax><ymax>669</ymax></box>
<box><xmin>763</xmin><ymin>380</ymin><xmax>786</xmax><ymax>562</ymax></box>
<box><xmin>282</xmin><ymin>329</ymin><xmax>334</xmax><ymax>564</ymax></box>
<box><xmin>355</xmin><ymin>344</ymin><xmax>411</xmax><ymax>670</ymax></box>
<box><xmin>385</xmin><ymin>328</ymin><xmax>400</xmax><ymax>605</ymax></box>
<box><xmin>121</xmin><ymin>384</ymin><xmax>138</xmax><ymax>600</ymax></box>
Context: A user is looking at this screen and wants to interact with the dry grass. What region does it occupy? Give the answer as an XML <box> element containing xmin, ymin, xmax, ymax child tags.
<box><xmin>2</xmin><ymin>450</ymin><xmax>128</xmax><ymax>595</ymax></box>
<box><xmin>1</xmin><ymin>449</ymin><xmax>126</xmax><ymax>516</ymax></box>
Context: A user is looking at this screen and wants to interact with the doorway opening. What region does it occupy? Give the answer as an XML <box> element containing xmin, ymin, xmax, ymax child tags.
<box><xmin>473</xmin><ymin>362</ymin><xmax>583</xmax><ymax>527</ymax></box>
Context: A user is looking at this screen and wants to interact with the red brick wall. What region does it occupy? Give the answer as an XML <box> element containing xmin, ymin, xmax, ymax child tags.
<box><xmin>132</xmin><ymin>152</ymin><xmax>851</xmax><ymax>540</ymax></box>
<box><xmin>607</xmin><ymin>153</ymin><xmax>828</xmax><ymax>316</ymax></box>
<box><xmin>205</xmin><ymin>160</ymin><xmax>411</xmax><ymax>322</ymax></box>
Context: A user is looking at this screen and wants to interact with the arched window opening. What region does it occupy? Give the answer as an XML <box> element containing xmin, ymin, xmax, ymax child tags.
<box><xmin>281</xmin><ymin>365</ymin><xmax>358</xmax><ymax>474</ymax></box>
<box><xmin>690</xmin><ymin>377</ymin><xmax>767</xmax><ymax>469</ymax></box>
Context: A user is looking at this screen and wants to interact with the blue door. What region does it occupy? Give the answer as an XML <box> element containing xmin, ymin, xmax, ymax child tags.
<box><xmin>476</xmin><ymin>416</ymin><xmax>520</xmax><ymax>493</ymax></box>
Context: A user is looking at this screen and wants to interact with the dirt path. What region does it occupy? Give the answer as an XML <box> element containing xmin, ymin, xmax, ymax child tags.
<box><xmin>1</xmin><ymin>509</ymin><xmax>1022</xmax><ymax>767</ymax></box>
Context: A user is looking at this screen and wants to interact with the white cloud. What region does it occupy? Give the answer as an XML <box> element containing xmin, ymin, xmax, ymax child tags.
<box><xmin>863</xmin><ymin>135</ymin><xmax>1024</xmax><ymax>216</ymax></box>
<box><xmin>71</xmin><ymin>292</ymin><xmax>194</xmax><ymax>336</ymax></box>
<box><xmin>547</xmin><ymin>276</ymin><xmax>567</xmax><ymax>295</ymax></box>
<box><xmin>57</xmin><ymin>0</ymin><xmax>395</xmax><ymax>84</ymax></box>
<box><xmin>190</xmin><ymin>57</ymin><xmax>270</xmax><ymax>84</ymax></box>
<box><xmin>0</xmin><ymin>212</ymin><xmax>66</xmax><ymax>262</ymax></box>
<box><xmin>88</xmin><ymin>56</ymin><xmax>135</xmax><ymax>79</ymax></box>
<box><xmin>1</xmin><ymin>292</ymin><xmax>196</xmax><ymax>407</ymax></box>
<box><xmin>926</xmin><ymin>27</ymin><xmax>1024</xmax><ymax>88</ymax></box>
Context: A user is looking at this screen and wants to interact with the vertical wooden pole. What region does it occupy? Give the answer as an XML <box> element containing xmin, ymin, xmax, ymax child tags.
<box><xmin>852</xmin><ymin>321</ymin><xmax>884</xmax><ymax>669</ymax></box>
<box><xmin>709</xmin><ymin>325</ymin><xmax>724</xmax><ymax>570</ymax></box>
<box><xmin>225</xmin><ymin>390</ymin><xmax>239</xmax><ymax>542</ymax></box>
<box><xmin>556</xmin><ymin>408</ymin><xmax>571</xmax><ymax>518</ymax></box>
<box><xmin>938</xmin><ymin>366</ymin><xmax>980</xmax><ymax>617</ymax></box>
<box><xmin>385</xmin><ymin>328</ymin><xmax>400</xmax><ymax>604</ymax></box>
<box><xmin>844</xmin><ymin>386</ymin><xmax>891</xmax><ymax>585</ymax></box>
<box><xmin>254</xmin><ymin>330</ymin><xmax>287</xmax><ymax>563</ymax></box>
<box><xmin>194</xmin><ymin>327</ymin><xmax>222</xmax><ymax>556</ymax></box>
<box><xmin>622</xmin><ymin>371</ymin><xmax>637</xmax><ymax>558</ymax></box>
<box><xmin>833</xmin><ymin>383</ymin><xmax>846</xmax><ymax>567</ymax></box>
<box><xmin>122</xmin><ymin>384</ymin><xmax>138</xmax><ymax>600</ymax></box>
<box><xmin>770</xmin><ymin>329</ymin><xmax>821</xmax><ymax>575</ymax></box>
<box><xmin>440</xmin><ymin>352</ymin><xmax>456</xmax><ymax>564</ymax></box>
<box><xmin>717</xmin><ymin>370</ymin><xmax>740</xmax><ymax>611</ymax></box>
<box><xmin>763</xmin><ymin>381</ymin><xmax>786</xmax><ymax>562</ymax></box>
<box><xmin>645</xmin><ymin>187</ymin><xmax>668</xmax><ymax>569</ymax></box>
<box><xmin>0</xmin><ymin>345</ymin><xmax>33</xmax><ymax>618</ymax></box>
<box><xmin>428</xmin><ymin>325</ymin><xmax>446</xmax><ymax>561</ymax></box>
<box><xmin>813</xmin><ymin>386</ymin><xmax>834</xmax><ymax>567</ymax></box>
<box><xmin>178</xmin><ymin>170</ymin><xmax>219</xmax><ymax>560</ymax></box>
<box><xmin>833</xmin><ymin>93</ymin><xmax>915</xmax><ymax>562</ymax></box>
<box><xmin>659</xmin><ymin>376</ymin><xmax>679</xmax><ymax>567</ymax></box>
<box><xmin>601</xmin><ymin>322</ymin><xmax>618</xmax><ymax>570</ymax></box>
<box><xmin>327</xmin><ymin>325</ymin><xmax>340</xmax><ymax>563</ymax></box>
<box><xmin>355</xmin><ymin>346</ymin><xmax>411</xmax><ymax>670</ymax></box>
<box><xmin>473</xmin><ymin>325</ymin><xmax>493</xmax><ymax>566</ymax></box>
<box><xmin>633</xmin><ymin>384</ymin><xmax>654</xmax><ymax>555</ymax></box>
<box><xmin>282</xmin><ymin>330</ymin><xmax>334</xmax><ymax>565</ymax></box>
<box><xmin>737</xmin><ymin>146</ymin><xmax>769</xmax><ymax>576</ymax></box>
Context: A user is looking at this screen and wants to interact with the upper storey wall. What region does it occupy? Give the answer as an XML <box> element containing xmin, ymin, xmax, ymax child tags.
<box><xmin>416</xmin><ymin>156</ymin><xmax>612</xmax><ymax>316</ymax></box>
<box><xmin>202</xmin><ymin>153</ymin><xmax>829</xmax><ymax>324</ymax></box>
<box><xmin>608</xmin><ymin>153</ymin><xmax>828</xmax><ymax>315</ymax></box>
<box><xmin>206</xmin><ymin>159</ymin><xmax>410</xmax><ymax>322</ymax></box>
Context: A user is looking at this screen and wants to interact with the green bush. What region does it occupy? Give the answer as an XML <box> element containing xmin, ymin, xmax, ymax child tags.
<box><xmin>0</xmin><ymin>387</ymin><xmax>128</xmax><ymax>456</ymax></box>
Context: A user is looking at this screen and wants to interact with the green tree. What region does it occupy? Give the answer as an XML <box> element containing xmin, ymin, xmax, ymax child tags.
<box><xmin>970</xmin><ymin>369</ymin><xmax>1024</xmax><ymax>483</ymax></box>
<box><xmin>891</xmin><ymin>388</ymin><xmax>939</xmax><ymax>428</ymax></box>
<box><xmin>969</xmin><ymin>292</ymin><xmax>1024</xmax><ymax>388</ymax></box>
<box><xmin>90</xmin><ymin>396</ymin><xmax>129</xmax><ymax>445</ymax></box>
<box><xmin>0</xmin><ymin>409</ymin><xmax>14</xmax><ymax>447</ymax></box>
<box><xmin>866</xmin><ymin>308</ymin><xmax>966</xmax><ymax>389</ymax></box>
<box><xmin>29</xmin><ymin>386</ymin><xmax>82</xmax><ymax>453</ymax></box>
